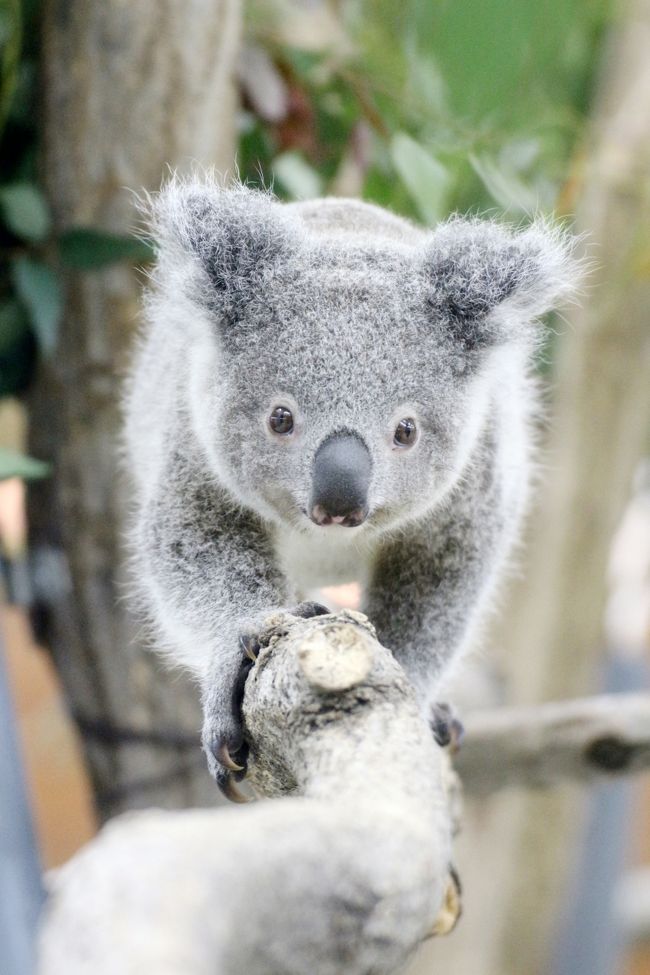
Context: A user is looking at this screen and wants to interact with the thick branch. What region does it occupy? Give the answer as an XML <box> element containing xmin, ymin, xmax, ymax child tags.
<box><xmin>614</xmin><ymin>868</ymin><xmax>650</xmax><ymax>945</ymax></box>
<box><xmin>38</xmin><ymin>612</ymin><xmax>458</xmax><ymax>975</ymax></box>
<box><xmin>457</xmin><ymin>693</ymin><xmax>650</xmax><ymax>795</ymax></box>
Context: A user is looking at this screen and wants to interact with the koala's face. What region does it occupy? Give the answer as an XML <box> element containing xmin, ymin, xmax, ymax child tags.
<box><xmin>153</xmin><ymin>183</ymin><xmax>573</xmax><ymax>534</ymax></box>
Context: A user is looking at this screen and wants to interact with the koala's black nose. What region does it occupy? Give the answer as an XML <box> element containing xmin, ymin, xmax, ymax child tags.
<box><xmin>309</xmin><ymin>432</ymin><xmax>372</xmax><ymax>528</ymax></box>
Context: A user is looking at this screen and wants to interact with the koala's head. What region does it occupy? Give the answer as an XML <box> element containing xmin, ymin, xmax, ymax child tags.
<box><xmin>147</xmin><ymin>179</ymin><xmax>576</xmax><ymax>534</ymax></box>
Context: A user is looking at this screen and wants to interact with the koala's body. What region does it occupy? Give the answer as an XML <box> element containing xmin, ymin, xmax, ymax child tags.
<box><xmin>124</xmin><ymin>178</ymin><xmax>575</xmax><ymax>799</ymax></box>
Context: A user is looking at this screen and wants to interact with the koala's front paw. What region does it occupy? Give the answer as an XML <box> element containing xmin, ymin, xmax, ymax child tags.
<box><xmin>430</xmin><ymin>701</ymin><xmax>465</xmax><ymax>753</ymax></box>
<box><xmin>204</xmin><ymin>602</ymin><xmax>331</xmax><ymax>803</ymax></box>
<box><xmin>203</xmin><ymin>646</ymin><xmax>256</xmax><ymax>804</ymax></box>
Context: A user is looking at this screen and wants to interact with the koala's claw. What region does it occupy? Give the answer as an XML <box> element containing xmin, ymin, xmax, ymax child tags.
<box><xmin>239</xmin><ymin>631</ymin><xmax>261</xmax><ymax>662</ymax></box>
<box><xmin>215</xmin><ymin>765</ymin><xmax>250</xmax><ymax>804</ymax></box>
<box><xmin>217</xmin><ymin>742</ymin><xmax>245</xmax><ymax>772</ymax></box>
<box><xmin>206</xmin><ymin>731</ymin><xmax>249</xmax><ymax>803</ymax></box>
<box><xmin>289</xmin><ymin>600</ymin><xmax>331</xmax><ymax>619</ymax></box>
<box><xmin>431</xmin><ymin>702</ymin><xmax>465</xmax><ymax>753</ymax></box>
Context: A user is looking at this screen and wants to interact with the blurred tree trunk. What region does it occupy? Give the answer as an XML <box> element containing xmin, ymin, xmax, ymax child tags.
<box><xmin>409</xmin><ymin>1</ymin><xmax>650</xmax><ymax>973</ymax></box>
<box><xmin>30</xmin><ymin>0</ymin><xmax>242</xmax><ymax>820</ymax></box>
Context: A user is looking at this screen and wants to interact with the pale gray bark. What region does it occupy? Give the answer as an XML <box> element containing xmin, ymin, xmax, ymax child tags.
<box><xmin>614</xmin><ymin>868</ymin><xmax>650</xmax><ymax>946</ymax></box>
<box><xmin>36</xmin><ymin>613</ymin><xmax>650</xmax><ymax>973</ymax></box>
<box><xmin>458</xmin><ymin>693</ymin><xmax>650</xmax><ymax>794</ymax></box>
<box><xmin>32</xmin><ymin>0</ymin><xmax>242</xmax><ymax>818</ymax></box>
<box><xmin>38</xmin><ymin>612</ymin><xmax>458</xmax><ymax>975</ymax></box>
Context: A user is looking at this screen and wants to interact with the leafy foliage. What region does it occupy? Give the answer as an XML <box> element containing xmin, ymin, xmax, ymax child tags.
<box><xmin>57</xmin><ymin>228</ymin><xmax>155</xmax><ymax>270</ymax></box>
<box><xmin>0</xmin><ymin>0</ymin><xmax>612</xmax><ymax>402</ymax></box>
<box><xmin>243</xmin><ymin>0</ymin><xmax>610</xmax><ymax>222</ymax></box>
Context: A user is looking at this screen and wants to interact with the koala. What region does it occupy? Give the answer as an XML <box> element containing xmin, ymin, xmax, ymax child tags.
<box><xmin>124</xmin><ymin>177</ymin><xmax>576</xmax><ymax>801</ymax></box>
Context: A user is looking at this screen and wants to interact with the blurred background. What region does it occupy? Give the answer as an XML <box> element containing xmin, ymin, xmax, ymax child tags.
<box><xmin>1</xmin><ymin>1</ymin><xmax>649</xmax><ymax>973</ymax></box>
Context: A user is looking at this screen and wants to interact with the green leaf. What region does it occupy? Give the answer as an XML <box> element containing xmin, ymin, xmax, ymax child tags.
<box><xmin>389</xmin><ymin>133</ymin><xmax>451</xmax><ymax>225</ymax></box>
<box><xmin>0</xmin><ymin>297</ymin><xmax>28</xmax><ymax>355</ymax></box>
<box><xmin>58</xmin><ymin>228</ymin><xmax>156</xmax><ymax>270</ymax></box>
<box><xmin>12</xmin><ymin>257</ymin><xmax>63</xmax><ymax>355</ymax></box>
<box><xmin>272</xmin><ymin>152</ymin><xmax>323</xmax><ymax>200</ymax></box>
<box><xmin>0</xmin><ymin>182</ymin><xmax>51</xmax><ymax>242</ymax></box>
<box><xmin>469</xmin><ymin>153</ymin><xmax>539</xmax><ymax>214</ymax></box>
<box><xmin>0</xmin><ymin>299</ymin><xmax>35</xmax><ymax>395</ymax></box>
<box><xmin>0</xmin><ymin>446</ymin><xmax>49</xmax><ymax>481</ymax></box>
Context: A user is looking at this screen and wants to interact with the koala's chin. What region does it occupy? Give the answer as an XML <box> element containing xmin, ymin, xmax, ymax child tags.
<box><xmin>124</xmin><ymin>177</ymin><xmax>578</xmax><ymax>798</ymax></box>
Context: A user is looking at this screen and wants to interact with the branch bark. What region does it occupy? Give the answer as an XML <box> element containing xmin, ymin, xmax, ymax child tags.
<box><xmin>38</xmin><ymin>611</ymin><xmax>458</xmax><ymax>975</ymax></box>
<box><xmin>36</xmin><ymin>612</ymin><xmax>650</xmax><ymax>973</ymax></box>
<box><xmin>458</xmin><ymin>693</ymin><xmax>650</xmax><ymax>794</ymax></box>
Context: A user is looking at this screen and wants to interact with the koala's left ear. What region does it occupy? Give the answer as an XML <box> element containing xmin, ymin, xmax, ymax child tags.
<box><xmin>423</xmin><ymin>217</ymin><xmax>578</xmax><ymax>350</ymax></box>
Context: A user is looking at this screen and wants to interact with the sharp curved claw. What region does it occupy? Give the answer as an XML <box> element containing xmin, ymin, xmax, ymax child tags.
<box><xmin>217</xmin><ymin>772</ymin><xmax>250</xmax><ymax>804</ymax></box>
<box><xmin>291</xmin><ymin>601</ymin><xmax>331</xmax><ymax>619</ymax></box>
<box><xmin>239</xmin><ymin>633</ymin><xmax>260</xmax><ymax>662</ymax></box>
<box><xmin>217</xmin><ymin>742</ymin><xmax>244</xmax><ymax>772</ymax></box>
<box><xmin>449</xmin><ymin>718</ymin><xmax>465</xmax><ymax>754</ymax></box>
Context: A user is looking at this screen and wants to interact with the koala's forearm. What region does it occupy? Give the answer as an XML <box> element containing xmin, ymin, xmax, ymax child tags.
<box><xmin>135</xmin><ymin>478</ymin><xmax>288</xmax><ymax>673</ymax></box>
<box><xmin>364</xmin><ymin>472</ymin><xmax>516</xmax><ymax>702</ymax></box>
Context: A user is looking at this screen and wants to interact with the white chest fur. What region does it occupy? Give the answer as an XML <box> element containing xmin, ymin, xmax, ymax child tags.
<box><xmin>274</xmin><ymin>523</ymin><xmax>376</xmax><ymax>592</ymax></box>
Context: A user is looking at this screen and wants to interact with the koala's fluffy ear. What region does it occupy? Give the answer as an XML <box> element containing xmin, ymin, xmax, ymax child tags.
<box><xmin>148</xmin><ymin>178</ymin><xmax>298</xmax><ymax>317</ymax></box>
<box><xmin>424</xmin><ymin>217</ymin><xmax>577</xmax><ymax>350</ymax></box>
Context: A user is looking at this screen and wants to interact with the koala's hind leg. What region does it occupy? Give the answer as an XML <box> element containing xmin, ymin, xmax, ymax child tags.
<box><xmin>430</xmin><ymin>701</ymin><xmax>465</xmax><ymax>752</ymax></box>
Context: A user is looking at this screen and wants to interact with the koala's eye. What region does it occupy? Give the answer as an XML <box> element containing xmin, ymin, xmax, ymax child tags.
<box><xmin>393</xmin><ymin>418</ymin><xmax>417</xmax><ymax>447</ymax></box>
<box><xmin>269</xmin><ymin>406</ymin><xmax>294</xmax><ymax>435</ymax></box>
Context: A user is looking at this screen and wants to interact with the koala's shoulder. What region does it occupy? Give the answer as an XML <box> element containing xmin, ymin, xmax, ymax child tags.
<box><xmin>284</xmin><ymin>197</ymin><xmax>426</xmax><ymax>248</ymax></box>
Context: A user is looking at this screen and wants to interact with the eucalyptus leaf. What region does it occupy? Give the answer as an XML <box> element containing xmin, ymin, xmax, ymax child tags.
<box><xmin>0</xmin><ymin>299</ymin><xmax>35</xmax><ymax>395</ymax></box>
<box><xmin>390</xmin><ymin>133</ymin><xmax>451</xmax><ymax>225</ymax></box>
<box><xmin>58</xmin><ymin>228</ymin><xmax>156</xmax><ymax>270</ymax></box>
<box><xmin>272</xmin><ymin>152</ymin><xmax>323</xmax><ymax>201</ymax></box>
<box><xmin>469</xmin><ymin>153</ymin><xmax>539</xmax><ymax>214</ymax></box>
<box><xmin>0</xmin><ymin>446</ymin><xmax>50</xmax><ymax>482</ymax></box>
<box><xmin>12</xmin><ymin>257</ymin><xmax>63</xmax><ymax>355</ymax></box>
<box><xmin>0</xmin><ymin>182</ymin><xmax>51</xmax><ymax>242</ymax></box>
<box><xmin>0</xmin><ymin>298</ymin><xmax>29</xmax><ymax>355</ymax></box>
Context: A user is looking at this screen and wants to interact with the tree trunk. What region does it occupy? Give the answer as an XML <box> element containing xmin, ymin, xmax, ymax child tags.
<box><xmin>31</xmin><ymin>0</ymin><xmax>242</xmax><ymax>819</ymax></box>
<box><xmin>408</xmin><ymin>1</ymin><xmax>650</xmax><ymax>973</ymax></box>
<box><xmin>491</xmin><ymin>2</ymin><xmax>650</xmax><ymax>969</ymax></box>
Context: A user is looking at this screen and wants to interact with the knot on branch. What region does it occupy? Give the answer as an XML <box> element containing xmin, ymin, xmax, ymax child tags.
<box><xmin>242</xmin><ymin>609</ymin><xmax>418</xmax><ymax>799</ymax></box>
<box><xmin>584</xmin><ymin>735</ymin><xmax>635</xmax><ymax>771</ymax></box>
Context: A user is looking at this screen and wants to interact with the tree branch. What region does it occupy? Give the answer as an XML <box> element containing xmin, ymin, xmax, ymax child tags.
<box><xmin>457</xmin><ymin>692</ymin><xmax>650</xmax><ymax>795</ymax></box>
<box><xmin>38</xmin><ymin>612</ymin><xmax>650</xmax><ymax>972</ymax></box>
<box><xmin>38</xmin><ymin>611</ymin><xmax>459</xmax><ymax>975</ymax></box>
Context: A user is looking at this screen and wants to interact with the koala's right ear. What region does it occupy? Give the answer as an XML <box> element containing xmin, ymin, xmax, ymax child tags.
<box><xmin>148</xmin><ymin>179</ymin><xmax>298</xmax><ymax>316</ymax></box>
<box><xmin>423</xmin><ymin>216</ymin><xmax>578</xmax><ymax>352</ymax></box>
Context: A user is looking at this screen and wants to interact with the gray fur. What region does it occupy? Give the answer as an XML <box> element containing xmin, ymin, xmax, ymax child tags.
<box><xmin>124</xmin><ymin>176</ymin><xmax>577</xmax><ymax>787</ymax></box>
